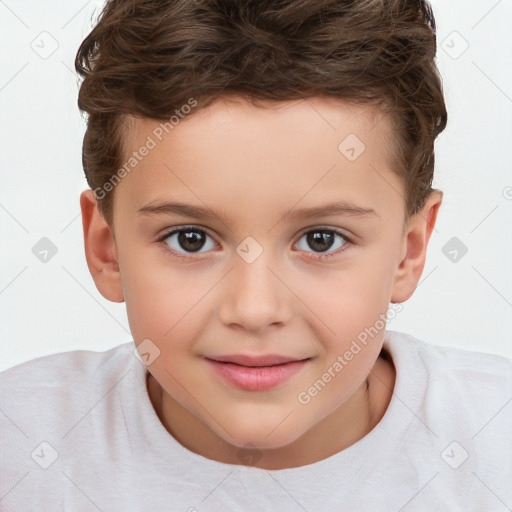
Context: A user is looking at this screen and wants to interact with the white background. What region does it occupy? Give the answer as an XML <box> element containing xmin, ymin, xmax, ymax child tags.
<box><xmin>1</xmin><ymin>0</ymin><xmax>511</xmax><ymax>372</ymax></box>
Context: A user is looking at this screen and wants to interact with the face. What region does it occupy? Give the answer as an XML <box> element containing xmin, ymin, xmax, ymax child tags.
<box><xmin>86</xmin><ymin>95</ymin><xmax>437</xmax><ymax>466</ymax></box>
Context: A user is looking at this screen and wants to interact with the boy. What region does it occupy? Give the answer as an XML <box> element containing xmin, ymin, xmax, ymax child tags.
<box><xmin>1</xmin><ymin>0</ymin><xmax>510</xmax><ymax>510</ymax></box>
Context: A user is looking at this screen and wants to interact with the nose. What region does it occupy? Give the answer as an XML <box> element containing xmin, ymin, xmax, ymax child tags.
<box><xmin>218</xmin><ymin>252</ymin><xmax>293</xmax><ymax>333</ymax></box>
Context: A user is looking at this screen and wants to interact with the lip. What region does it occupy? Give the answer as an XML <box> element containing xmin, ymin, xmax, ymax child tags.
<box><xmin>207</xmin><ymin>353</ymin><xmax>306</xmax><ymax>367</ymax></box>
<box><xmin>205</xmin><ymin>354</ymin><xmax>310</xmax><ymax>391</ymax></box>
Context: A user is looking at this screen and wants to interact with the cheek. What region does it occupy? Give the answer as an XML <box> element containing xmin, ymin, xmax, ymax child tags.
<box><xmin>293</xmin><ymin>259</ymin><xmax>393</xmax><ymax>392</ymax></box>
<box><xmin>122</xmin><ymin>255</ymin><xmax>210</xmax><ymax>345</ymax></box>
<box><xmin>298</xmin><ymin>272</ymin><xmax>389</xmax><ymax>410</ymax></box>
<box><xmin>297</xmin><ymin>258</ymin><xmax>392</xmax><ymax>331</ymax></box>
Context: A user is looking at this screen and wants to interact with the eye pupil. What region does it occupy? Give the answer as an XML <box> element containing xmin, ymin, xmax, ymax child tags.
<box><xmin>178</xmin><ymin>230</ymin><xmax>206</xmax><ymax>252</ymax></box>
<box><xmin>307</xmin><ymin>231</ymin><xmax>334</xmax><ymax>252</ymax></box>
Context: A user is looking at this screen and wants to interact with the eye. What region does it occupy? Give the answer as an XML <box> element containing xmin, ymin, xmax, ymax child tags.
<box><xmin>157</xmin><ymin>225</ymin><xmax>352</xmax><ymax>261</ymax></box>
<box><xmin>159</xmin><ymin>226</ymin><xmax>217</xmax><ymax>257</ymax></box>
<box><xmin>294</xmin><ymin>228</ymin><xmax>350</xmax><ymax>259</ymax></box>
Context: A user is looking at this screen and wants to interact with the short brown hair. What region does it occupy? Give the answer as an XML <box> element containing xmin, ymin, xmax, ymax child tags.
<box><xmin>75</xmin><ymin>0</ymin><xmax>447</xmax><ymax>226</ymax></box>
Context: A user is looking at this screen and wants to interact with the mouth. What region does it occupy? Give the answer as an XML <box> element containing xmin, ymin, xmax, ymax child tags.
<box><xmin>204</xmin><ymin>354</ymin><xmax>311</xmax><ymax>391</ymax></box>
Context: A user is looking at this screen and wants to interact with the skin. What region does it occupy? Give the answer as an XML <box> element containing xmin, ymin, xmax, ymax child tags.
<box><xmin>80</xmin><ymin>95</ymin><xmax>441</xmax><ymax>470</ymax></box>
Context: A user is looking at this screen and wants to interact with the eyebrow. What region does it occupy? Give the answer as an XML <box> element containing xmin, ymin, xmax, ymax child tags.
<box><xmin>137</xmin><ymin>200</ymin><xmax>378</xmax><ymax>223</ymax></box>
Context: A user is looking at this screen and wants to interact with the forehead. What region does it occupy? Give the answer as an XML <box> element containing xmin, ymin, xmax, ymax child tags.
<box><xmin>115</xmin><ymin>96</ymin><xmax>403</xmax><ymax>225</ymax></box>
<box><xmin>128</xmin><ymin>94</ymin><xmax>389</xmax><ymax>143</ymax></box>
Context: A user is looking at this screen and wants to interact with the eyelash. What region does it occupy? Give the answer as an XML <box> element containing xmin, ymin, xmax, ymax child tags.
<box><xmin>156</xmin><ymin>226</ymin><xmax>353</xmax><ymax>262</ymax></box>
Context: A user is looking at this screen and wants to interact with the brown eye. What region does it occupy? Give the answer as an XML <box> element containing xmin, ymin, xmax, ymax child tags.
<box><xmin>305</xmin><ymin>231</ymin><xmax>335</xmax><ymax>252</ymax></box>
<box><xmin>295</xmin><ymin>228</ymin><xmax>349</xmax><ymax>257</ymax></box>
<box><xmin>163</xmin><ymin>227</ymin><xmax>216</xmax><ymax>254</ymax></box>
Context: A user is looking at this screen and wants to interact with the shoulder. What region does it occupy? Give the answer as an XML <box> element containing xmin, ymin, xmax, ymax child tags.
<box><xmin>0</xmin><ymin>343</ymin><xmax>142</xmax><ymax>502</ymax></box>
<box><xmin>384</xmin><ymin>329</ymin><xmax>511</xmax><ymax>421</ymax></box>
<box><xmin>0</xmin><ymin>342</ymin><xmax>135</xmax><ymax>389</ymax></box>
<box><xmin>384</xmin><ymin>329</ymin><xmax>511</xmax><ymax>380</ymax></box>
<box><xmin>0</xmin><ymin>342</ymin><xmax>136</xmax><ymax>435</ymax></box>
<box><xmin>382</xmin><ymin>331</ymin><xmax>512</xmax><ymax>501</ymax></box>
<box><xmin>383</xmin><ymin>329</ymin><xmax>511</xmax><ymax>442</ymax></box>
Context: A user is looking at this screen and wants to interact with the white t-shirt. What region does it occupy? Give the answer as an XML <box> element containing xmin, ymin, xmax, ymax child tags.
<box><xmin>1</xmin><ymin>330</ymin><xmax>510</xmax><ymax>511</ymax></box>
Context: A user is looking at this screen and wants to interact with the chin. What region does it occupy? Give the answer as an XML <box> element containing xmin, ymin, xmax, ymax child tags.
<box><xmin>219</xmin><ymin>417</ymin><xmax>307</xmax><ymax>451</ymax></box>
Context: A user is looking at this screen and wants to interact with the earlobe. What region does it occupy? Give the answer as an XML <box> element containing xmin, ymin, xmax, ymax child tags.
<box><xmin>80</xmin><ymin>189</ymin><xmax>124</xmax><ymax>303</ymax></box>
<box><xmin>390</xmin><ymin>191</ymin><xmax>442</xmax><ymax>303</ymax></box>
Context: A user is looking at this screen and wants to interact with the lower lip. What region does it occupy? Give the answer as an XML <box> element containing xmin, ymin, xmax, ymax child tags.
<box><xmin>205</xmin><ymin>359</ymin><xmax>309</xmax><ymax>391</ymax></box>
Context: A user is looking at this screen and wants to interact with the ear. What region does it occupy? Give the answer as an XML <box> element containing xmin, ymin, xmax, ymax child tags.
<box><xmin>80</xmin><ymin>189</ymin><xmax>124</xmax><ymax>303</ymax></box>
<box><xmin>391</xmin><ymin>190</ymin><xmax>442</xmax><ymax>303</ymax></box>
